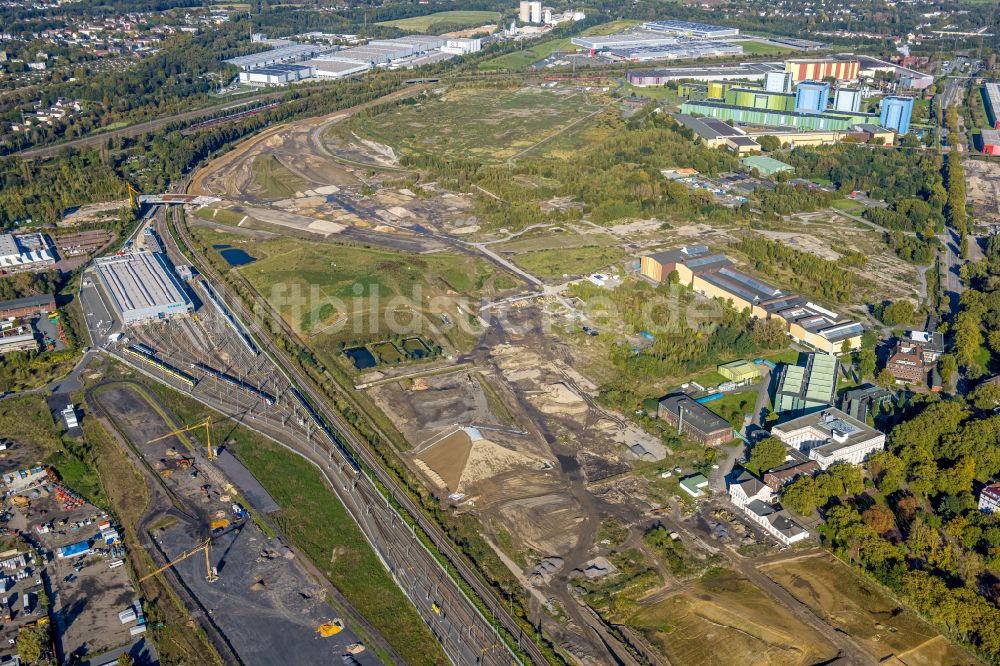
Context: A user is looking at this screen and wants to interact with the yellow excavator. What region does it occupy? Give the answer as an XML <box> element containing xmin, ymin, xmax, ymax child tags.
<box><xmin>316</xmin><ymin>619</ymin><xmax>345</xmax><ymax>638</ymax></box>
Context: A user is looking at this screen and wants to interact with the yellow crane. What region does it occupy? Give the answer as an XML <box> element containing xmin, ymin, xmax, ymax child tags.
<box><xmin>138</xmin><ymin>537</ymin><xmax>217</xmax><ymax>584</ymax></box>
<box><xmin>147</xmin><ymin>418</ymin><xmax>214</xmax><ymax>461</ymax></box>
<box><xmin>127</xmin><ymin>182</ymin><xmax>141</xmax><ymax>210</ymax></box>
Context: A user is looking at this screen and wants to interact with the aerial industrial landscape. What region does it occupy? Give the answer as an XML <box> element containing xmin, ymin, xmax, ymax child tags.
<box><xmin>2</xmin><ymin>0</ymin><xmax>1000</xmax><ymax>665</ymax></box>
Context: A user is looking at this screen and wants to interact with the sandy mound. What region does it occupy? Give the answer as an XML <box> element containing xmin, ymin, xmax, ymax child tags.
<box><xmin>529</xmin><ymin>382</ymin><xmax>588</xmax><ymax>416</ymax></box>
<box><xmin>415</xmin><ymin>426</ymin><xmax>540</xmax><ymax>492</ymax></box>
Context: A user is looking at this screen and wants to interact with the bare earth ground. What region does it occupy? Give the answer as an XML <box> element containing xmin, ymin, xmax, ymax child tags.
<box><xmin>964</xmin><ymin>158</ymin><xmax>1000</xmax><ymax>226</ymax></box>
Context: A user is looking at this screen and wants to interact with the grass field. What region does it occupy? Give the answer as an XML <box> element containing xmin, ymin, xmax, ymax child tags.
<box><xmin>195</xmin><ymin>207</ymin><xmax>247</xmax><ymax>226</ymax></box>
<box><xmin>377</xmin><ymin>10</ymin><xmax>499</xmax><ymax>31</ymax></box>
<box><xmin>141</xmin><ymin>380</ymin><xmax>448</xmax><ymax>665</ymax></box>
<box><xmin>739</xmin><ymin>40</ymin><xmax>794</xmax><ymax>55</ymax></box>
<box><xmin>352</xmin><ymin>86</ymin><xmax>604</xmax><ymax>163</ymax></box>
<box><xmin>830</xmin><ymin>198</ymin><xmax>867</xmax><ymax>215</ymax></box>
<box><xmin>250</xmin><ymin>155</ymin><xmax>312</xmax><ymax>199</ymax></box>
<box><xmin>628</xmin><ymin>568</ymin><xmax>838</xmax><ymax>665</ymax></box>
<box><xmin>760</xmin><ymin>553</ymin><xmax>977</xmax><ymax>663</ymax></box>
<box><xmin>509</xmin><ymin>245</ymin><xmax>627</xmax><ymax>279</ymax></box>
<box><xmin>190</xmin><ymin>226</ymin><xmax>493</xmax><ymax>352</ymax></box>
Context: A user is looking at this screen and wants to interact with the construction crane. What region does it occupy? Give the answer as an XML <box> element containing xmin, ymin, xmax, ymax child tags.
<box><xmin>138</xmin><ymin>537</ymin><xmax>217</xmax><ymax>584</ymax></box>
<box><xmin>127</xmin><ymin>182</ymin><xmax>142</xmax><ymax>210</ymax></box>
<box><xmin>147</xmin><ymin>418</ymin><xmax>214</xmax><ymax>460</ymax></box>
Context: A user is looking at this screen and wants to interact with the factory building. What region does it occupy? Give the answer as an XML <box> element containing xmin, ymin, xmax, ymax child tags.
<box><xmin>440</xmin><ymin>38</ymin><xmax>482</xmax><ymax>55</ymax></box>
<box><xmin>640</xmin><ymin>246</ymin><xmax>863</xmax><ymax>352</ymax></box>
<box><xmin>784</xmin><ymin>58</ymin><xmax>860</xmax><ymax>83</ymax></box>
<box><xmin>0</xmin><ymin>294</ymin><xmax>55</xmax><ymax>319</ymax></box>
<box><xmin>224</xmin><ymin>43</ymin><xmax>332</xmax><ymax>71</ymax></box>
<box><xmin>833</xmin><ymin>87</ymin><xmax>863</xmax><ymax>113</ymax></box>
<box><xmin>641</xmin><ymin>20</ymin><xmax>739</xmax><ymax>39</ymax></box>
<box><xmin>984</xmin><ymin>83</ymin><xmax>1000</xmax><ymax>129</ymax></box>
<box><xmin>0</xmin><ymin>233</ymin><xmax>56</xmax><ymax>275</ymax></box>
<box><xmin>305</xmin><ymin>35</ymin><xmax>447</xmax><ymax>78</ymax></box>
<box><xmin>774</xmin><ymin>353</ymin><xmax>839</xmax><ymax>416</ymax></box>
<box><xmin>519</xmin><ymin>0</ymin><xmax>542</xmax><ymax>24</ymax></box>
<box><xmin>93</xmin><ymin>251</ymin><xmax>194</xmax><ymax>325</ymax></box>
<box><xmin>657</xmin><ymin>393</ymin><xmax>733</xmax><ymax>446</ymax></box>
<box><xmin>879</xmin><ymin>96</ymin><xmax>914</xmax><ymax>135</ymax></box>
<box><xmin>794</xmin><ymin>81</ymin><xmax>831</xmax><ymax>113</ymax></box>
<box><xmin>726</xmin><ymin>88</ymin><xmax>795</xmax><ymax>112</ymax></box>
<box><xmin>627</xmin><ymin>62</ymin><xmax>783</xmax><ymax>86</ymax></box>
<box><xmin>770</xmin><ymin>408</ymin><xmax>885</xmax><ymax>469</ymax></box>
<box><xmin>680</xmin><ymin>99</ymin><xmax>874</xmax><ymax>131</ymax></box>
<box><xmin>0</xmin><ymin>318</ymin><xmax>37</xmax><ymax>354</ymax></box>
<box><xmin>239</xmin><ymin>63</ymin><xmax>315</xmax><ymax>86</ymax></box>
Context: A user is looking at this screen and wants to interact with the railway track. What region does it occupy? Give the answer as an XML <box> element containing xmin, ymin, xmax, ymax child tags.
<box><xmin>161</xmin><ymin>198</ymin><xmax>551</xmax><ymax>665</ymax></box>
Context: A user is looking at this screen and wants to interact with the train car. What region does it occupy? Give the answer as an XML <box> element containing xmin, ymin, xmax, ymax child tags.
<box><xmin>192</xmin><ymin>362</ymin><xmax>276</xmax><ymax>406</ymax></box>
<box><xmin>123</xmin><ymin>347</ymin><xmax>197</xmax><ymax>388</ymax></box>
<box><xmin>132</xmin><ymin>343</ymin><xmax>156</xmax><ymax>356</ymax></box>
<box><xmin>290</xmin><ymin>387</ymin><xmax>361</xmax><ymax>472</ymax></box>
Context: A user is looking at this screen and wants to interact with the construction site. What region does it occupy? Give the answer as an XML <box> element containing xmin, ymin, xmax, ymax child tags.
<box><xmin>91</xmin><ymin>382</ymin><xmax>377</xmax><ymax>665</ymax></box>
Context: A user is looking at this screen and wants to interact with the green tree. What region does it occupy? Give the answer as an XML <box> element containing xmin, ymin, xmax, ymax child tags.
<box><xmin>876</xmin><ymin>368</ymin><xmax>896</xmax><ymax>389</ymax></box>
<box><xmin>878</xmin><ymin>300</ymin><xmax>917</xmax><ymax>326</ymax></box>
<box><xmin>745</xmin><ymin>438</ymin><xmax>788</xmax><ymax>475</ymax></box>
<box><xmin>757</xmin><ymin>135</ymin><xmax>781</xmax><ymax>152</ymax></box>
<box><xmin>16</xmin><ymin>625</ymin><xmax>47</xmax><ymax>663</ymax></box>
<box><xmin>858</xmin><ymin>347</ymin><xmax>877</xmax><ymax>379</ymax></box>
<box><xmin>782</xmin><ymin>475</ymin><xmax>820</xmax><ymax>516</ymax></box>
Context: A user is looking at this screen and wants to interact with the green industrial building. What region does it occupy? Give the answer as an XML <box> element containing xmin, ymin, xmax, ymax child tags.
<box><xmin>718</xmin><ymin>360</ymin><xmax>760</xmax><ymax>384</ymax></box>
<box><xmin>725</xmin><ymin>88</ymin><xmax>796</xmax><ymax>112</ymax></box>
<box><xmin>740</xmin><ymin>155</ymin><xmax>794</xmax><ymax>176</ymax></box>
<box><xmin>774</xmin><ymin>353</ymin><xmax>839</xmax><ymax>416</ymax></box>
<box><xmin>680</xmin><ymin>100</ymin><xmax>877</xmax><ymax>131</ymax></box>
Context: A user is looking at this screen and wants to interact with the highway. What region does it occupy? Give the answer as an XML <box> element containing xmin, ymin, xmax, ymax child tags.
<box><xmin>151</xmin><ymin>204</ymin><xmax>547</xmax><ymax>665</ymax></box>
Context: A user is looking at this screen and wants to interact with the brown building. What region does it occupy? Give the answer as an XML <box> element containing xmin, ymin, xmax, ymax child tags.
<box><xmin>763</xmin><ymin>460</ymin><xmax>820</xmax><ymax>492</ymax></box>
<box><xmin>885</xmin><ymin>340</ymin><xmax>926</xmax><ymax>384</ymax></box>
<box><xmin>657</xmin><ymin>393</ymin><xmax>733</xmax><ymax>447</ymax></box>
<box><xmin>0</xmin><ymin>294</ymin><xmax>55</xmax><ymax>319</ymax></box>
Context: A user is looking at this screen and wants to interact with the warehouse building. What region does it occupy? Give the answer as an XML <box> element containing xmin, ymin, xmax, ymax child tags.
<box><xmin>571</xmin><ymin>31</ymin><xmax>680</xmax><ymax>53</ymax></box>
<box><xmin>984</xmin><ymin>83</ymin><xmax>1000</xmax><ymax>129</ymax></box>
<box><xmin>224</xmin><ymin>43</ymin><xmax>332</xmax><ymax>71</ymax></box>
<box><xmin>305</xmin><ymin>35</ymin><xmax>447</xmax><ymax>77</ymax></box>
<box><xmin>982</xmin><ymin>129</ymin><xmax>1000</xmax><ymax>155</ymax></box>
<box><xmin>774</xmin><ymin>352</ymin><xmax>838</xmax><ymax>416</ymax></box>
<box><xmin>785</xmin><ymin>58</ymin><xmax>860</xmax><ymax>82</ymax></box>
<box><xmin>239</xmin><ymin>63</ymin><xmax>315</xmax><ymax>86</ymax></box>
<box><xmin>0</xmin><ymin>319</ymin><xmax>37</xmax><ymax>354</ymax></box>
<box><xmin>93</xmin><ymin>252</ymin><xmax>193</xmax><ymax>325</ymax></box>
<box><xmin>680</xmin><ymin>99</ymin><xmax>875</xmax><ymax>131</ymax></box>
<box><xmin>0</xmin><ymin>293</ymin><xmax>55</xmax><ymax>319</ymax></box>
<box><xmin>627</xmin><ymin>62</ymin><xmax>784</xmax><ymax>86</ymax></box>
<box><xmin>671</xmin><ymin>114</ymin><xmax>758</xmax><ymax>150</ymax></box>
<box><xmin>718</xmin><ymin>359</ymin><xmax>760</xmax><ymax>384</ymax></box>
<box><xmin>657</xmin><ymin>393</ymin><xmax>733</xmax><ymax>446</ymax></box>
<box><xmin>770</xmin><ymin>408</ymin><xmax>885</xmax><ymax>469</ymax></box>
<box><xmin>605</xmin><ymin>41</ymin><xmax>742</xmax><ymax>62</ymax></box>
<box><xmin>640</xmin><ymin>246</ymin><xmax>863</xmax><ymax>352</ymax></box>
<box><xmin>642</xmin><ymin>20</ymin><xmax>739</xmax><ymax>39</ymax></box>
<box><xmin>740</xmin><ymin>155</ymin><xmax>793</xmax><ymax>176</ymax></box>
<box><xmin>0</xmin><ymin>233</ymin><xmax>57</xmax><ymax>274</ymax></box>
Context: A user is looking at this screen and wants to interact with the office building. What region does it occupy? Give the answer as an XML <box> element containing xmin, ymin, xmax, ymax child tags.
<box><xmin>93</xmin><ymin>251</ymin><xmax>194</xmax><ymax>325</ymax></box>
<box><xmin>657</xmin><ymin>393</ymin><xmax>733</xmax><ymax>446</ymax></box>
<box><xmin>794</xmin><ymin>81</ymin><xmax>831</xmax><ymax>113</ymax></box>
<box><xmin>728</xmin><ymin>470</ymin><xmax>809</xmax><ymax>546</ymax></box>
<box><xmin>879</xmin><ymin>96</ymin><xmax>914</xmax><ymax>135</ymax></box>
<box><xmin>833</xmin><ymin>87</ymin><xmax>863</xmax><ymax>113</ymax></box>
<box><xmin>770</xmin><ymin>408</ymin><xmax>885</xmax><ymax>469</ymax></box>
<box><xmin>642</xmin><ymin>20</ymin><xmax>739</xmax><ymax>39</ymax></box>
<box><xmin>0</xmin><ymin>233</ymin><xmax>56</xmax><ymax>274</ymax></box>
<box><xmin>839</xmin><ymin>383</ymin><xmax>891</xmax><ymax>423</ymax></box>
<box><xmin>774</xmin><ymin>353</ymin><xmax>839</xmax><ymax>416</ymax></box>
<box><xmin>785</xmin><ymin>58</ymin><xmax>860</xmax><ymax>83</ymax></box>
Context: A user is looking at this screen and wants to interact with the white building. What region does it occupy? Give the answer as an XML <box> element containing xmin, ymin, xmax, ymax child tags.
<box><xmin>61</xmin><ymin>404</ymin><xmax>78</xmax><ymax>430</ymax></box>
<box><xmin>769</xmin><ymin>408</ymin><xmax>885</xmax><ymax>469</ymax></box>
<box><xmin>239</xmin><ymin>63</ymin><xmax>315</xmax><ymax>86</ymax></box>
<box><xmin>441</xmin><ymin>38</ymin><xmax>482</xmax><ymax>55</ymax></box>
<box><xmin>728</xmin><ymin>470</ymin><xmax>809</xmax><ymax>546</ymax></box>
<box><xmin>980</xmin><ymin>483</ymin><xmax>1000</xmax><ymax>514</ymax></box>
<box><xmin>519</xmin><ymin>0</ymin><xmax>542</xmax><ymax>24</ymax></box>
<box><xmin>0</xmin><ymin>233</ymin><xmax>56</xmax><ymax>274</ymax></box>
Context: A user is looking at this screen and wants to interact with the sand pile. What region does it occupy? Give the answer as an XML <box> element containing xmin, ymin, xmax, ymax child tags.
<box><xmin>415</xmin><ymin>426</ymin><xmax>539</xmax><ymax>492</ymax></box>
